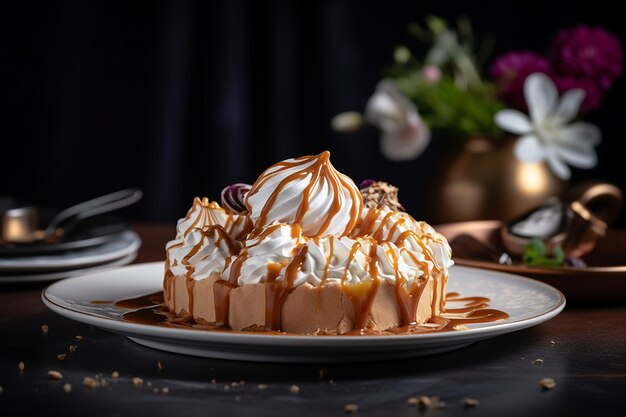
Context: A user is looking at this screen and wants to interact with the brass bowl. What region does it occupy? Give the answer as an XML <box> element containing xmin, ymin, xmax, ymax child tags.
<box><xmin>437</xmin><ymin>220</ymin><xmax>626</xmax><ymax>306</ymax></box>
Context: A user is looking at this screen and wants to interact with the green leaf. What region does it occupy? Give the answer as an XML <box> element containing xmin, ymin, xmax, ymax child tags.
<box><xmin>523</xmin><ymin>238</ymin><xmax>545</xmax><ymax>265</ymax></box>
<box><xmin>552</xmin><ymin>245</ymin><xmax>565</xmax><ymax>263</ymax></box>
<box><xmin>522</xmin><ymin>239</ymin><xmax>565</xmax><ymax>267</ymax></box>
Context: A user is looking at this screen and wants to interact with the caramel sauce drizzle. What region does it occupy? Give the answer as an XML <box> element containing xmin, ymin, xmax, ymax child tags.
<box><xmin>247</xmin><ymin>222</ymin><xmax>302</xmax><ymax>243</ymax></box>
<box><xmin>431</xmin><ymin>271</ymin><xmax>440</xmax><ymax>316</ymax></box>
<box><xmin>266</xmin><ymin>261</ymin><xmax>286</xmax><ymax>283</ymax></box>
<box><xmin>265</xmin><ymin>245</ymin><xmax>309</xmax><ymax>330</ymax></box>
<box><xmin>386</xmin><ymin>242</ymin><xmax>427</xmax><ymax>325</ymax></box>
<box><xmin>185</xmin><ymin>279</ymin><xmax>195</xmax><ymax>319</ymax></box>
<box><xmin>316</xmin><ymin>237</ymin><xmax>334</xmax><ymax>312</ymax></box>
<box><xmin>320</xmin><ymin>237</ymin><xmax>334</xmax><ymax>285</ymax></box>
<box><xmin>444</xmin><ymin>293</ymin><xmax>490</xmax><ymax>313</ymax></box>
<box><xmin>212</xmin><ymin>252</ymin><xmax>249</xmax><ymax>325</ymax></box>
<box><xmin>181</xmin><ymin>239</ymin><xmax>202</xmax><ymax>272</ymax></box>
<box><xmin>213</xmin><ymin>280</ymin><xmax>235</xmax><ymax>326</ymax></box>
<box><xmin>372</xmin><ymin>211</ymin><xmax>396</xmax><ymax>241</ymax></box>
<box><xmin>342</xmin><ymin>242</ymin><xmax>381</xmax><ymax>333</ymax></box>
<box><xmin>442</xmin><ymin>292</ymin><xmax>509</xmax><ymax>325</ymax></box>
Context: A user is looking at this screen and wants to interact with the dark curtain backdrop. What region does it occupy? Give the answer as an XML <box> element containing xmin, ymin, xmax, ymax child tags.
<box><xmin>3</xmin><ymin>0</ymin><xmax>626</xmax><ymax>226</ymax></box>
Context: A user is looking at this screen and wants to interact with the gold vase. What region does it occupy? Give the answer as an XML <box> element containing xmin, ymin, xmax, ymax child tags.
<box><xmin>425</xmin><ymin>136</ymin><xmax>567</xmax><ymax>225</ymax></box>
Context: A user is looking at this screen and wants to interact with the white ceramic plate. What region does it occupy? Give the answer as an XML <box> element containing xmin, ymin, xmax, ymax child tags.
<box><xmin>43</xmin><ymin>262</ymin><xmax>565</xmax><ymax>363</ymax></box>
<box><xmin>0</xmin><ymin>253</ymin><xmax>138</xmax><ymax>283</ymax></box>
<box><xmin>0</xmin><ymin>231</ymin><xmax>141</xmax><ymax>272</ymax></box>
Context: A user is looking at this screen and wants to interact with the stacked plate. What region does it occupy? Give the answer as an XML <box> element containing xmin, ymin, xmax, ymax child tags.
<box><xmin>0</xmin><ymin>230</ymin><xmax>141</xmax><ymax>284</ymax></box>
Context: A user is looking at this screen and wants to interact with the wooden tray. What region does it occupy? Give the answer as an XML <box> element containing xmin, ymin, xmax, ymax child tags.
<box><xmin>436</xmin><ymin>220</ymin><xmax>626</xmax><ymax>306</ymax></box>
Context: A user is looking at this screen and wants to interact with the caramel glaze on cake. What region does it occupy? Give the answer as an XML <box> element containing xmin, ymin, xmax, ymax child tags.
<box><xmin>162</xmin><ymin>151</ymin><xmax>457</xmax><ymax>335</ymax></box>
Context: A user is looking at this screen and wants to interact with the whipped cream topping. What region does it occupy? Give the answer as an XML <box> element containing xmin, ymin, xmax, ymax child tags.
<box><xmin>166</xmin><ymin>226</ymin><xmax>240</xmax><ymax>280</ymax></box>
<box><xmin>352</xmin><ymin>207</ymin><xmax>454</xmax><ymax>272</ymax></box>
<box><xmin>223</xmin><ymin>227</ymin><xmax>429</xmax><ymax>287</ymax></box>
<box><xmin>295</xmin><ymin>236</ymin><xmax>428</xmax><ymax>287</ymax></box>
<box><xmin>168</xmin><ymin>197</ymin><xmax>452</xmax><ymax>286</ymax></box>
<box><xmin>244</xmin><ymin>151</ymin><xmax>363</xmax><ymax>237</ymax></box>
<box><xmin>299</xmin><ymin>236</ymin><xmax>369</xmax><ymax>286</ymax></box>
<box><xmin>176</xmin><ymin>197</ymin><xmax>252</xmax><ymax>241</ymax></box>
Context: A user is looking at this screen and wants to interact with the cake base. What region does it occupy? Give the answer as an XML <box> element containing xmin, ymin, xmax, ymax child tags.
<box><xmin>163</xmin><ymin>270</ymin><xmax>446</xmax><ymax>334</ymax></box>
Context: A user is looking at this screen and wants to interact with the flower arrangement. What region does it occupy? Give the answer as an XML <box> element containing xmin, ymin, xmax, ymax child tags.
<box><xmin>333</xmin><ymin>16</ymin><xmax>623</xmax><ymax>181</ymax></box>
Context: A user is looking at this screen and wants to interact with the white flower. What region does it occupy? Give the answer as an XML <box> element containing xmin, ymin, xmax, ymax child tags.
<box><xmin>365</xmin><ymin>79</ymin><xmax>431</xmax><ymax>161</ymax></box>
<box><xmin>494</xmin><ymin>72</ymin><xmax>601</xmax><ymax>180</ymax></box>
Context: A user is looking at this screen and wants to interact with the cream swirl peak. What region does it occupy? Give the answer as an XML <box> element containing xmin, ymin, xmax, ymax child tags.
<box><xmin>176</xmin><ymin>197</ymin><xmax>253</xmax><ymax>241</ymax></box>
<box><xmin>244</xmin><ymin>151</ymin><xmax>363</xmax><ymax>237</ymax></box>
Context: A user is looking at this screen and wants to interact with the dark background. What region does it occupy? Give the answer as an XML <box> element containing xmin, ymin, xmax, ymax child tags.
<box><xmin>2</xmin><ymin>0</ymin><xmax>625</xmax><ymax>226</ymax></box>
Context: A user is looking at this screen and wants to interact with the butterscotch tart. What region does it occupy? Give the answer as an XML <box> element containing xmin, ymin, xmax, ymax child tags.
<box><xmin>163</xmin><ymin>151</ymin><xmax>453</xmax><ymax>334</ymax></box>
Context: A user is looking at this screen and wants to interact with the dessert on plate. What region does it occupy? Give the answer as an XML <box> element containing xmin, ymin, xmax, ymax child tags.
<box><xmin>163</xmin><ymin>151</ymin><xmax>453</xmax><ymax>334</ymax></box>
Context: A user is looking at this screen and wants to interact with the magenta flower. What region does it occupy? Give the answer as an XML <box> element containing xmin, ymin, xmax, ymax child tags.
<box><xmin>553</xmin><ymin>76</ymin><xmax>603</xmax><ymax>113</ymax></box>
<box><xmin>550</xmin><ymin>25</ymin><xmax>623</xmax><ymax>90</ymax></box>
<box><xmin>490</xmin><ymin>51</ymin><xmax>551</xmax><ymax>109</ymax></box>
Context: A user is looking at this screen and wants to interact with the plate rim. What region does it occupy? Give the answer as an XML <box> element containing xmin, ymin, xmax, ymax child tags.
<box><xmin>0</xmin><ymin>231</ymin><xmax>141</xmax><ymax>271</ymax></box>
<box><xmin>0</xmin><ymin>253</ymin><xmax>138</xmax><ymax>283</ymax></box>
<box><xmin>41</xmin><ymin>262</ymin><xmax>566</xmax><ymax>346</ymax></box>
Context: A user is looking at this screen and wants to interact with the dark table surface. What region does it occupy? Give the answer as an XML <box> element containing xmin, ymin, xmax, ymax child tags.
<box><xmin>1</xmin><ymin>224</ymin><xmax>626</xmax><ymax>417</ymax></box>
